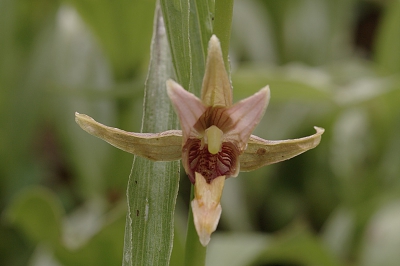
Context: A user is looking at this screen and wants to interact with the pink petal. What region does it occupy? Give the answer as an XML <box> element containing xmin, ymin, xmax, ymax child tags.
<box><xmin>223</xmin><ymin>86</ymin><xmax>270</xmax><ymax>151</ymax></box>
<box><xmin>166</xmin><ymin>79</ymin><xmax>207</xmax><ymax>142</ymax></box>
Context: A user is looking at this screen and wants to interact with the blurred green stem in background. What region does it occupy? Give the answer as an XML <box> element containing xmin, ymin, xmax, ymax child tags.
<box><xmin>213</xmin><ymin>0</ymin><xmax>234</xmax><ymax>72</ymax></box>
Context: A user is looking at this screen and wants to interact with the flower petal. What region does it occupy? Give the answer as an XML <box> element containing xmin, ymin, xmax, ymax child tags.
<box><xmin>222</xmin><ymin>86</ymin><xmax>270</xmax><ymax>151</ymax></box>
<box><xmin>201</xmin><ymin>35</ymin><xmax>233</xmax><ymax>107</ymax></box>
<box><xmin>239</xmin><ymin>126</ymin><xmax>325</xmax><ymax>171</ymax></box>
<box><xmin>75</xmin><ymin>112</ymin><xmax>182</xmax><ymax>161</ymax></box>
<box><xmin>166</xmin><ymin>79</ymin><xmax>207</xmax><ymax>142</ymax></box>
<box><xmin>191</xmin><ymin>173</ymin><xmax>225</xmax><ymax>246</ymax></box>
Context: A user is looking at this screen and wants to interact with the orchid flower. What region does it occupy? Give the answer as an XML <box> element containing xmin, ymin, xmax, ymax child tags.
<box><xmin>75</xmin><ymin>35</ymin><xmax>324</xmax><ymax>246</ymax></box>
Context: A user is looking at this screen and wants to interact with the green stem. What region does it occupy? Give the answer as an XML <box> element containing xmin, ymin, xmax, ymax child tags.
<box><xmin>184</xmin><ymin>185</ymin><xmax>207</xmax><ymax>266</ymax></box>
<box><xmin>213</xmin><ymin>0</ymin><xmax>234</xmax><ymax>71</ymax></box>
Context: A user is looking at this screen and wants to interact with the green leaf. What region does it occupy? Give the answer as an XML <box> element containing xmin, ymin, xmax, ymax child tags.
<box><xmin>65</xmin><ymin>0</ymin><xmax>156</xmax><ymax>79</ymax></box>
<box><xmin>232</xmin><ymin>65</ymin><xmax>333</xmax><ymax>103</ymax></box>
<box><xmin>160</xmin><ymin>0</ymin><xmax>191</xmax><ymax>91</ymax></box>
<box><xmin>375</xmin><ymin>0</ymin><xmax>400</xmax><ymax>74</ymax></box>
<box><xmin>360</xmin><ymin>200</ymin><xmax>400</xmax><ymax>266</ymax></box>
<box><xmin>5</xmin><ymin>187</ymin><xmax>126</xmax><ymax>266</ymax></box>
<box><xmin>122</xmin><ymin>5</ymin><xmax>180</xmax><ymax>266</ymax></box>
<box><xmin>160</xmin><ymin>0</ymin><xmax>214</xmax><ymax>95</ymax></box>
<box><xmin>321</xmin><ymin>207</ymin><xmax>355</xmax><ymax>260</ymax></box>
<box><xmin>213</xmin><ymin>0</ymin><xmax>234</xmax><ymax>70</ymax></box>
<box><xmin>5</xmin><ymin>187</ymin><xmax>63</xmax><ymax>245</ymax></box>
<box><xmin>55</xmin><ymin>203</ymin><xmax>126</xmax><ymax>266</ymax></box>
<box><xmin>249</xmin><ymin>227</ymin><xmax>341</xmax><ymax>266</ymax></box>
<box><xmin>207</xmin><ymin>233</ymin><xmax>269</xmax><ymax>266</ymax></box>
<box><xmin>188</xmin><ymin>0</ymin><xmax>215</xmax><ymax>93</ymax></box>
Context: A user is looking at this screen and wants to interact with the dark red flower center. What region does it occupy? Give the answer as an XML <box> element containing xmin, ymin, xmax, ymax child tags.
<box><xmin>182</xmin><ymin>139</ymin><xmax>239</xmax><ymax>183</ymax></box>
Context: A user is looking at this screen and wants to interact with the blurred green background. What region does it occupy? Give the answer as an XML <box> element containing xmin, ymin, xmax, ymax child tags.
<box><xmin>1</xmin><ymin>0</ymin><xmax>400</xmax><ymax>265</ymax></box>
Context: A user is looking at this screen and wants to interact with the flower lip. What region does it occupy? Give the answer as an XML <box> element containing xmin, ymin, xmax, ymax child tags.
<box><xmin>191</xmin><ymin>173</ymin><xmax>225</xmax><ymax>246</ymax></box>
<box><xmin>183</xmin><ymin>139</ymin><xmax>239</xmax><ymax>183</ymax></box>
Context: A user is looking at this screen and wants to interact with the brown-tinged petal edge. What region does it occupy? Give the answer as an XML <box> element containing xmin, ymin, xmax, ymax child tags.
<box><xmin>75</xmin><ymin>112</ymin><xmax>182</xmax><ymax>161</ymax></box>
<box><xmin>239</xmin><ymin>126</ymin><xmax>325</xmax><ymax>171</ymax></box>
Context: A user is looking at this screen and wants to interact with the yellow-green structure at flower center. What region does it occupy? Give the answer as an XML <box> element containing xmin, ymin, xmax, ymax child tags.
<box><xmin>182</xmin><ymin>106</ymin><xmax>241</xmax><ymax>184</ymax></box>
<box><xmin>184</xmin><ymin>129</ymin><xmax>238</xmax><ymax>183</ymax></box>
<box><xmin>75</xmin><ymin>35</ymin><xmax>325</xmax><ymax>247</ymax></box>
<box><xmin>205</xmin><ymin>126</ymin><xmax>223</xmax><ymax>154</ymax></box>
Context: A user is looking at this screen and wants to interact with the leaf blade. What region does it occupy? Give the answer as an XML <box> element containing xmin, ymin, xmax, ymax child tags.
<box><xmin>122</xmin><ymin>5</ymin><xmax>180</xmax><ymax>266</ymax></box>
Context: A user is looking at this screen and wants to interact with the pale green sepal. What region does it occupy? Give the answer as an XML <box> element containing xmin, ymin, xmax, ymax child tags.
<box><xmin>239</xmin><ymin>127</ymin><xmax>325</xmax><ymax>171</ymax></box>
<box><xmin>75</xmin><ymin>113</ymin><xmax>182</xmax><ymax>161</ymax></box>
<box><xmin>201</xmin><ymin>35</ymin><xmax>233</xmax><ymax>107</ymax></box>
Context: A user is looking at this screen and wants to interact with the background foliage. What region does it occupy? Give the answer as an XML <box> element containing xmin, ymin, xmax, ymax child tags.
<box><xmin>1</xmin><ymin>0</ymin><xmax>400</xmax><ymax>265</ymax></box>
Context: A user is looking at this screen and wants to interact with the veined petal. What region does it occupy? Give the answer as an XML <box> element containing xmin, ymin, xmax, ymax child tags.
<box><xmin>201</xmin><ymin>35</ymin><xmax>232</xmax><ymax>108</ymax></box>
<box><xmin>182</xmin><ymin>139</ymin><xmax>240</xmax><ymax>183</ymax></box>
<box><xmin>239</xmin><ymin>126</ymin><xmax>325</xmax><ymax>171</ymax></box>
<box><xmin>75</xmin><ymin>112</ymin><xmax>182</xmax><ymax>161</ymax></box>
<box><xmin>223</xmin><ymin>86</ymin><xmax>270</xmax><ymax>151</ymax></box>
<box><xmin>166</xmin><ymin>79</ymin><xmax>207</xmax><ymax>142</ymax></box>
<box><xmin>191</xmin><ymin>173</ymin><xmax>225</xmax><ymax>246</ymax></box>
